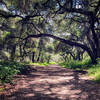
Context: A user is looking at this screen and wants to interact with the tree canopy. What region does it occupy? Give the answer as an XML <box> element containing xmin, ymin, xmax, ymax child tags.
<box><xmin>0</xmin><ymin>0</ymin><xmax>100</xmax><ymax>63</ymax></box>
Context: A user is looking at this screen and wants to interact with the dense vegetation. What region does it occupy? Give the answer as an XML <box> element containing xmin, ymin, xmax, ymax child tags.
<box><xmin>0</xmin><ymin>0</ymin><xmax>100</xmax><ymax>87</ymax></box>
<box><xmin>0</xmin><ymin>61</ymin><xmax>24</xmax><ymax>86</ymax></box>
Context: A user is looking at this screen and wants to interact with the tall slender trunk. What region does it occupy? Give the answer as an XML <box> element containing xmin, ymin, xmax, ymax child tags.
<box><xmin>10</xmin><ymin>45</ymin><xmax>16</xmax><ymax>61</ymax></box>
<box><xmin>32</xmin><ymin>52</ymin><xmax>35</xmax><ymax>63</ymax></box>
<box><xmin>20</xmin><ymin>44</ymin><xmax>22</xmax><ymax>57</ymax></box>
<box><xmin>37</xmin><ymin>50</ymin><xmax>41</xmax><ymax>62</ymax></box>
<box><xmin>89</xmin><ymin>15</ymin><xmax>99</xmax><ymax>61</ymax></box>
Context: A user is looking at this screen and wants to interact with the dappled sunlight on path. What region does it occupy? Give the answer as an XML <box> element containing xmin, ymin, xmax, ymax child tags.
<box><xmin>0</xmin><ymin>64</ymin><xmax>100</xmax><ymax>100</ymax></box>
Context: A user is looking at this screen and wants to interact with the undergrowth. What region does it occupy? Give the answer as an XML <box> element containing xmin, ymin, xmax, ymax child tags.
<box><xmin>0</xmin><ymin>60</ymin><xmax>56</xmax><ymax>86</ymax></box>
<box><xmin>29</xmin><ymin>62</ymin><xmax>56</xmax><ymax>66</ymax></box>
<box><xmin>0</xmin><ymin>60</ymin><xmax>25</xmax><ymax>86</ymax></box>
<box><xmin>59</xmin><ymin>57</ymin><xmax>100</xmax><ymax>83</ymax></box>
<box><xmin>88</xmin><ymin>63</ymin><xmax>100</xmax><ymax>83</ymax></box>
<box><xmin>59</xmin><ymin>57</ymin><xmax>92</xmax><ymax>69</ymax></box>
<box><xmin>29</xmin><ymin>62</ymin><xmax>49</xmax><ymax>66</ymax></box>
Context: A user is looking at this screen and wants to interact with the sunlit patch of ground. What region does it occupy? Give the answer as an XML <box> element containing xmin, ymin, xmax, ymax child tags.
<box><xmin>0</xmin><ymin>65</ymin><xmax>100</xmax><ymax>100</ymax></box>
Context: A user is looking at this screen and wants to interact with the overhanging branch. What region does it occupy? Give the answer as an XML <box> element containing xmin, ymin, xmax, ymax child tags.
<box><xmin>58</xmin><ymin>7</ymin><xmax>93</xmax><ymax>17</ymax></box>
<box><xmin>24</xmin><ymin>33</ymin><xmax>90</xmax><ymax>52</ymax></box>
<box><xmin>0</xmin><ymin>10</ymin><xmax>41</xmax><ymax>19</ymax></box>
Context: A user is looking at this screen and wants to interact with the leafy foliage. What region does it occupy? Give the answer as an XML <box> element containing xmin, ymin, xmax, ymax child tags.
<box><xmin>0</xmin><ymin>61</ymin><xmax>24</xmax><ymax>85</ymax></box>
<box><xmin>0</xmin><ymin>0</ymin><xmax>100</xmax><ymax>85</ymax></box>
<box><xmin>59</xmin><ymin>56</ymin><xmax>92</xmax><ymax>69</ymax></box>
<box><xmin>88</xmin><ymin>60</ymin><xmax>100</xmax><ymax>83</ymax></box>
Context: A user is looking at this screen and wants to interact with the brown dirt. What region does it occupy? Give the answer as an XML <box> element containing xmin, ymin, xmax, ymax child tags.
<box><xmin>0</xmin><ymin>64</ymin><xmax>100</xmax><ymax>100</ymax></box>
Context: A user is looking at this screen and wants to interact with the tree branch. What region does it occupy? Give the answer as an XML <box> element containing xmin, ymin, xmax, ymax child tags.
<box><xmin>0</xmin><ymin>24</ymin><xmax>16</xmax><ymax>32</ymax></box>
<box><xmin>58</xmin><ymin>7</ymin><xmax>93</xmax><ymax>17</ymax></box>
<box><xmin>94</xmin><ymin>0</ymin><xmax>100</xmax><ymax>15</ymax></box>
<box><xmin>24</xmin><ymin>33</ymin><xmax>90</xmax><ymax>52</ymax></box>
<box><xmin>0</xmin><ymin>10</ymin><xmax>41</xmax><ymax>19</ymax></box>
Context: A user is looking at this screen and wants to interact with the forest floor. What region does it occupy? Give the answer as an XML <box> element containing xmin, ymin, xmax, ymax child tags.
<box><xmin>0</xmin><ymin>64</ymin><xmax>100</xmax><ymax>100</ymax></box>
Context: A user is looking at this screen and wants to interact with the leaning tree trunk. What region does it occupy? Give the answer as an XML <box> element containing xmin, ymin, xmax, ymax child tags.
<box><xmin>86</xmin><ymin>48</ymin><xmax>97</xmax><ymax>64</ymax></box>
<box><xmin>88</xmin><ymin>14</ymin><xmax>100</xmax><ymax>61</ymax></box>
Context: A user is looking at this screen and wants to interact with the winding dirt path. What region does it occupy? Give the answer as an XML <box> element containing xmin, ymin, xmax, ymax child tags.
<box><xmin>0</xmin><ymin>64</ymin><xmax>100</xmax><ymax>100</ymax></box>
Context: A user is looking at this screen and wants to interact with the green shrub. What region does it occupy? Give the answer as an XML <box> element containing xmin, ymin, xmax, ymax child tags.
<box><xmin>81</xmin><ymin>56</ymin><xmax>92</xmax><ymax>65</ymax></box>
<box><xmin>60</xmin><ymin>60</ymin><xmax>82</xmax><ymax>69</ymax></box>
<box><xmin>94</xmin><ymin>73</ymin><xmax>100</xmax><ymax>83</ymax></box>
<box><xmin>59</xmin><ymin>57</ymin><xmax>92</xmax><ymax>69</ymax></box>
<box><xmin>0</xmin><ymin>61</ymin><xmax>24</xmax><ymax>85</ymax></box>
<box><xmin>0</xmin><ymin>65</ymin><xmax>18</xmax><ymax>85</ymax></box>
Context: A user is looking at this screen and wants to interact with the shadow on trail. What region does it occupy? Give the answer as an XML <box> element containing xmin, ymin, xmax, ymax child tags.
<box><xmin>0</xmin><ymin>65</ymin><xmax>100</xmax><ymax>100</ymax></box>
<box><xmin>69</xmin><ymin>71</ymin><xmax>100</xmax><ymax>100</ymax></box>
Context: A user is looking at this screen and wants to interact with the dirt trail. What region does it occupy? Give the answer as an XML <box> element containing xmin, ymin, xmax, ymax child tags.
<box><xmin>0</xmin><ymin>64</ymin><xmax>100</xmax><ymax>100</ymax></box>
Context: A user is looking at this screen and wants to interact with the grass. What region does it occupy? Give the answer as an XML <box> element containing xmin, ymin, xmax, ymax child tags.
<box><xmin>59</xmin><ymin>57</ymin><xmax>100</xmax><ymax>83</ymax></box>
<box><xmin>87</xmin><ymin>63</ymin><xmax>100</xmax><ymax>83</ymax></box>
<box><xmin>59</xmin><ymin>57</ymin><xmax>92</xmax><ymax>69</ymax></box>
<box><xmin>31</xmin><ymin>62</ymin><xmax>49</xmax><ymax>66</ymax></box>
<box><xmin>49</xmin><ymin>62</ymin><xmax>57</xmax><ymax>64</ymax></box>
<box><xmin>29</xmin><ymin>62</ymin><xmax>57</xmax><ymax>67</ymax></box>
<box><xmin>0</xmin><ymin>87</ymin><xmax>4</xmax><ymax>92</ymax></box>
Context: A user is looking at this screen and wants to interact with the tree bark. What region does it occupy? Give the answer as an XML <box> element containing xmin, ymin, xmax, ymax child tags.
<box><xmin>10</xmin><ymin>45</ymin><xmax>16</xmax><ymax>61</ymax></box>
<box><xmin>32</xmin><ymin>52</ymin><xmax>35</xmax><ymax>63</ymax></box>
